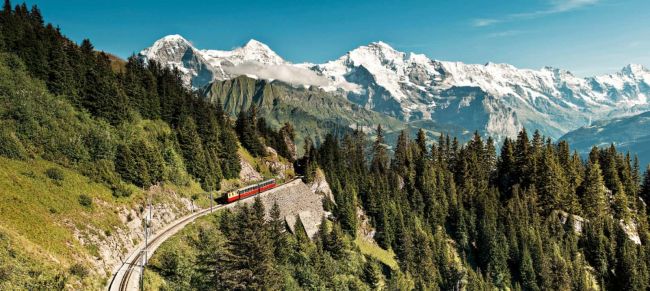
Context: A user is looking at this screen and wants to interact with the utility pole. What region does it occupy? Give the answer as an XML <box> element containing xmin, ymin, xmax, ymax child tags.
<box><xmin>210</xmin><ymin>192</ymin><xmax>213</xmax><ymax>213</ymax></box>
<box><xmin>140</xmin><ymin>200</ymin><xmax>146</xmax><ymax>291</ymax></box>
<box><xmin>140</xmin><ymin>195</ymin><xmax>152</xmax><ymax>291</ymax></box>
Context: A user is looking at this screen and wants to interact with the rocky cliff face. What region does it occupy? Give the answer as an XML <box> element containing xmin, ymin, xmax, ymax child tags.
<box><xmin>72</xmin><ymin>185</ymin><xmax>193</xmax><ymax>277</ymax></box>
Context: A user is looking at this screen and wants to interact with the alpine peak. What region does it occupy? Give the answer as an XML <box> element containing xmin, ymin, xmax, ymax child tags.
<box><xmin>141</xmin><ymin>35</ymin><xmax>650</xmax><ymax>143</ymax></box>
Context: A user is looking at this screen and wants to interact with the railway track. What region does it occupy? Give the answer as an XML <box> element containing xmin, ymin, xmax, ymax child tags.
<box><xmin>107</xmin><ymin>178</ymin><xmax>302</xmax><ymax>291</ymax></box>
<box><xmin>110</xmin><ymin>207</ymin><xmax>214</xmax><ymax>291</ymax></box>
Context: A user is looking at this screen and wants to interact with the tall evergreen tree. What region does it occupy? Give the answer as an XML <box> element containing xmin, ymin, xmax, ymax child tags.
<box><xmin>641</xmin><ymin>165</ymin><xmax>650</xmax><ymax>207</ymax></box>
<box><xmin>371</xmin><ymin>125</ymin><xmax>389</xmax><ymax>174</ymax></box>
<box><xmin>177</xmin><ymin>116</ymin><xmax>210</xmax><ymax>188</ymax></box>
<box><xmin>581</xmin><ymin>161</ymin><xmax>607</xmax><ymax>218</ymax></box>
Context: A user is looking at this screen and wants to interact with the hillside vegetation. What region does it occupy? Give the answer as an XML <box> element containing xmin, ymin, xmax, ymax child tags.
<box><xmin>2</xmin><ymin>2</ymin><xmax>650</xmax><ymax>291</ymax></box>
<box><xmin>0</xmin><ymin>2</ymin><xmax>289</xmax><ymax>288</ymax></box>
<box><xmin>146</xmin><ymin>199</ymin><xmax>399</xmax><ymax>290</ymax></box>
<box><xmin>309</xmin><ymin>127</ymin><xmax>650</xmax><ymax>289</ymax></box>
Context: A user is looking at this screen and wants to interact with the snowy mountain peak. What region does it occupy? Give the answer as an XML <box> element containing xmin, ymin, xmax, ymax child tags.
<box><xmin>140</xmin><ymin>34</ymin><xmax>196</xmax><ymax>62</ymax></box>
<box><xmin>368</xmin><ymin>41</ymin><xmax>394</xmax><ymax>50</ymax></box>
<box><xmin>243</xmin><ymin>39</ymin><xmax>269</xmax><ymax>50</ymax></box>
<box><xmin>351</xmin><ymin>41</ymin><xmax>403</xmax><ymax>60</ymax></box>
<box><xmin>621</xmin><ymin>64</ymin><xmax>648</xmax><ymax>77</ymax></box>
<box><xmin>139</xmin><ymin>34</ymin><xmax>216</xmax><ymax>88</ymax></box>
<box><xmin>159</xmin><ymin>34</ymin><xmax>190</xmax><ymax>44</ymax></box>
<box><xmin>141</xmin><ymin>35</ymin><xmax>650</xmax><ymax>142</ymax></box>
<box><xmin>234</xmin><ymin>39</ymin><xmax>284</xmax><ymax>65</ymax></box>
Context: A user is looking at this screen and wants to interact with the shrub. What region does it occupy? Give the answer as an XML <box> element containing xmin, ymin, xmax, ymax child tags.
<box><xmin>45</xmin><ymin>167</ymin><xmax>64</xmax><ymax>181</ymax></box>
<box><xmin>69</xmin><ymin>263</ymin><xmax>88</xmax><ymax>278</ymax></box>
<box><xmin>0</xmin><ymin>127</ymin><xmax>27</xmax><ymax>160</ymax></box>
<box><xmin>111</xmin><ymin>183</ymin><xmax>132</xmax><ymax>198</ymax></box>
<box><xmin>78</xmin><ymin>194</ymin><xmax>92</xmax><ymax>208</ymax></box>
<box><xmin>80</xmin><ymin>159</ymin><xmax>120</xmax><ymax>185</ymax></box>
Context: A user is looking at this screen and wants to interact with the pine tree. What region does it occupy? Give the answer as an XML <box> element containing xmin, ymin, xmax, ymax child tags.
<box><xmin>216</xmin><ymin>120</ymin><xmax>240</xmax><ymax>179</ymax></box>
<box><xmin>115</xmin><ymin>143</ymin><xmax>137</xmax><ymax>186</ymax></box>
<box><xmin>537</xmin><ymin>149</ymin><xmax>568</xmax><ymax>214</ymax></box>
<box><xmin>519</xmin><ymin>246</ymin><xmax>539</xmax><ymax>291</ymax></box>
<box><xmin>177</xmin><ymin>116</ymin><xmax>210</xmax><ymax>189</ymax></box>
<box><xmin>371</xmin><ymin>125</ymin><xmax>389</xmax><ymax>174</ymax></box>
<box><xmin>612</xmin><ymin>180</ymin><xmax>630</xmax><ymax>221</ymax></box>
<box><xmin>194</xmin><ymin>222</ymin><xmax>230</xmax><ymax>290</ymax></box>
<box><xmin>640</xmin><ymin>165</ymin><xmax>650</xmax><ymax>208</ymax></box>
<box><xmin>497</xmin><ymin>138</ymin><xmax>516</xmax><ymax>195</ymax></box>
<box><xmin>514</xmin><ymin>129</ymin><xmax>532</xmax><ymax>187</ymax></box>
<box><xmin>293</xmin><ymin>214</ymin><xmax>310</xmax><ymax>244</ymax></box>
<box><xmin>363</xmin><ymin>259</ymin><xmax>383</xmax><ymax>289</ymax></box>
<box><xmin>581</xmin><ymin>161</ymin><xmax>607</xmax><ymax>218</ymax></box>
<box><xmin>326</xmin><ymin>222</ymin><xmax>346</xmax><ymax>259</ymax></box>
<box><xmin>235</xmin><ymin>106</ymin><xmax>266</xmax><ymax>157</ymax></box>
<box><xmin>224</xmin><ymin>202</ymin><xmax>280</xmax><ymax>290</ymax></box>
<box><xmin>416</xmin><ymin>128</ymin><xmax>427</xmax><ymax>157</ymax></box>
<box><xmin>391</xmin><ymin>130</ymin><xmax>411</xmax><ymax>175</ymax></box>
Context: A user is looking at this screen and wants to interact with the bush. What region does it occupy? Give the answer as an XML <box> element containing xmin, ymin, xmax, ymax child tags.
<box><xmin>78</xmin><ymin>194</ymin><xmax>92</xmax><ymax>208</ymax></box>
<box><xmin>111</xmin><ymin>183</ymin><xmax>132</xmax><ymax>198</ymax></box>
<box><xmin>45</xmin><ymin>167</ymin><xmax>64</xmax><ymax>181</ymax></box>
<box><xmin>0</xmin><ymin>127</ymin><xmax>27</xmax><ymax>160</ymax></box>
<box><xmin>80</xmin><ymin>159</ymin><xmax>120</xmax><ymax>185</ymax></box>
<box><xmin>69</xmin><ymin>263</ymin><xmax>88</xmax><ymax>278</ymax></box>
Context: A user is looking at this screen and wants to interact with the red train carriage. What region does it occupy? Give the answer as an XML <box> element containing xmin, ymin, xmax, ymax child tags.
<box><xmin>224</xmin><ymin>178</ymin><xmax>276</xmax><ymax>203</ymax></box>
<box><xmin>257</xmin><ymin>179</ymin><xmax>276</xmax><ymax>193</ymax></box>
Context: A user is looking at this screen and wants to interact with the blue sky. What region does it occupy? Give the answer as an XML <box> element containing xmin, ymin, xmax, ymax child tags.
<box><xmin>27</xmin><ymin>0</ymin><xmax>650</xmax><ymax>76</ymax></box>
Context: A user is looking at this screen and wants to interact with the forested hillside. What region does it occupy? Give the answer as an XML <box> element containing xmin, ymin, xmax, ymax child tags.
<box><xmin>148</xmin><ymin>126</ymin><xmax>650</xmax><ymax>290</ymax></box>
<box><xmin>0</xmin><ymin>1</ymin><xmax>245</xmax><ymax>191</ymax></box>
<box><xmin>308</xmin><ymin>128</ymin><xmax>650</xmax><ymax>290</ymax></box>
<box><xmin>0</xmin><ymin>2</ymin><xmax>287</xmax><ymax>289</ymax></box>
<box><xmin>2</xmin><ymin>2</ymin><xmax>650</xmax><ymax>291</ymax></box>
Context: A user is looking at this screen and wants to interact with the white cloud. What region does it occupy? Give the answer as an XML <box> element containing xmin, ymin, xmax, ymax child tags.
<box><xmin>550</xmin><ymin>0</ymin><xmax>599</xmax><ymax>12</ymax></box>
<box><xmin>222</xmin><ymin>62</ymin><xmax>361</xmax><ymax>92</ymax></box>
<box><xmin>484</xmin><ymin>30</ymin><xmax>525</xmax><ymax>38</ymax></box>
<box><xmin>224</xmin><ymin>62</ymin><xmax>331</xmax><ymax>86</ymax></box>
<box><xmin>473</xmin><ymin>18</ymin><xmax>501</xmax><ymax>27</ymax></box>
<box><xmin>471</xmin><ymin>0</ymin><xmax>599</xmax><ymax>27</ymax></box>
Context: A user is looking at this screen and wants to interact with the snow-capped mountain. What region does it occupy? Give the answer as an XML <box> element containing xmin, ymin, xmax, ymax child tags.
<box><xmin>201</xmin><ymin>39</ymin><xmax>285</xmax><ymax>66</ymax></box>
<box><xmin>139</xmin><ymin>35</ymin><xmax>333</xmax><ymax>89</ymax></box>
<box><xmin>140</xmin><ymin>35</ymin><xmax>650</xmax><ymax>141</ymax></box>
<box><xmin>139</xmin><ymin>34</ymin><xmax>220</xmax><ymax>88</ymax></box>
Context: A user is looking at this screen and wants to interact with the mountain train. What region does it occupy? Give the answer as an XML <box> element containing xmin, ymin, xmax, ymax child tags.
<box><xmin>224</xmin><ymin>178</ymin><xmax>277</xmax><ymax>203</ymax></box>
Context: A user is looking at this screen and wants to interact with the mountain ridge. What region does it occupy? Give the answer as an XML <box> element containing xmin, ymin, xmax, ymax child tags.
<box><xmin>560</xmin><ymin>110</ymin><xmax>650</xmax><ymax>167</ymax></box>
<box><xmin>140</xmin><ymin>35</ymin><xmax>650</xmax><ymax>141</ymax></box>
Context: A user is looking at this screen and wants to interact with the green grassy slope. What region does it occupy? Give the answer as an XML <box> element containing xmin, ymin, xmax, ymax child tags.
<box><xmin>0</xmin><ymin>157</ymin><xmax>209</xmax><ymax>289</ymax></box>
<box><xmin>0</xmin><ymin>52</ymin><xmax>208</xmax><ymax>289</ymax></box>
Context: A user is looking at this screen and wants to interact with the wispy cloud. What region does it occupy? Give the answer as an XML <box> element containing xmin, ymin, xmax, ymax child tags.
<box><xmin>484</xmin><ymin>30</ymin><xmax>525</xmax><ymax>38</ymax></box>
<box><xmin>472</xmin><ymin>0</ymin><xmax>599</xmax><ymax>27</ymax></box>
<box><xmin>473</xmin><ymin>18</ymin><xmax>501</xmax><ymax>27</ymax></box>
